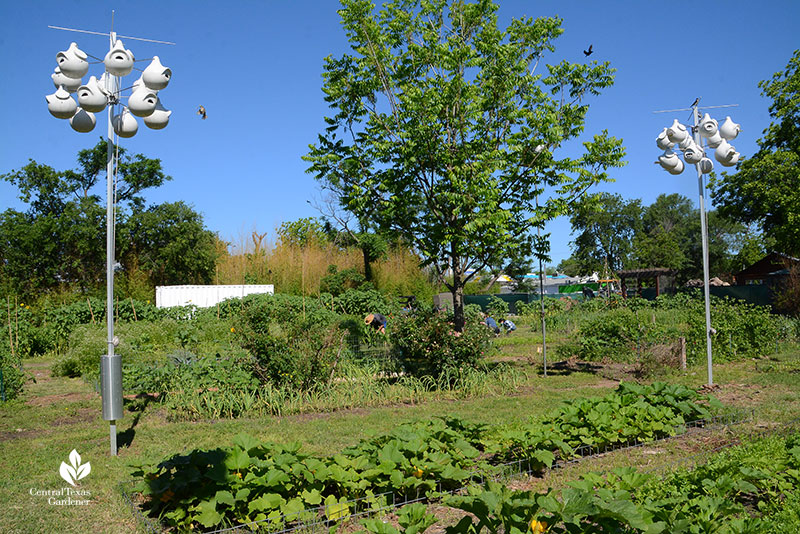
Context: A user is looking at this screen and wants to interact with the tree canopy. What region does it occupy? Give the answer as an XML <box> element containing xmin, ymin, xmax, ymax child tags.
<box><xmin>562</xmin><ymin>192</ymin><xmax>753</xmax><ymax>282</ymax></box>
<box><xmin>305</xmin><ymin>0</ymin><xmax>625</xmax><ymax>329</ymax></box>
<box><xmin>568</xmin><ymin>193</ymin><xmax>642</xmax><ymax>274</ymax></box>
<box><xmin>0</xmin><ymin>141</ymin><xmax>216</xmax><ymax>298</ymax></box>
<box><xmin>711</xmin><ymin>49</ymin><xmax>800</xmax><ymax>256</ymax></box>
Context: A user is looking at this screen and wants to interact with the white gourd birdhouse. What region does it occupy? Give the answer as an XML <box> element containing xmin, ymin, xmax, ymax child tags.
<box><xmin>52</xmin><ymin>67</ymin><xmax>82</xmax><ymax>93</ymax></box>
<box><xmin>683</xmin><ymin>143</ymin><xmax>704</xmax><ymax>164</ymax></box>
<box><xmin>131</xmin><ymin>74</ymin><xmax>145</xmax><ymax>93</ymax></box>
<box><xmin>714</xmin><ymin>140</ymin><xmax>737</xmax><ymax>164</ymax></box>
<box><xmin>657</xmin><ymin>150</ymin><xmax>683</xmax><ymax>174</ymax></box>
<box><xmin>656</xmin><ymin>128</ymin><xmax>673</xmax><ymax>150</ymax></box>
<box><xmin>56</xmin><ymin>42</ymin><xmax>89</xmax><ymax>79</ymax></box>
<box><xmin>698</xmin><ymin>157</ymin><xmax>714</xmax><ymax>174</ymax></box>
<box><xmin>719</xmin><ymin>116</ymin><xmax>741</xmax><ymax>140</ymax></box>
<box><xmin>668</xmin><ymin>159</ymin><xmax>685</xmax><ymax>175</ymax></box>
<box><xmin>705</xmin><ymin>131</ymin><xmax>723</xmax><ymax>148</ymax></box>
<box><xmin>70</xmin><ymin>108</ymin><xmax>96</xmax><ymax>133</ymax></box>
<box><xmin>666</xmin><ymin>119</ymin><xmax>689</xmax><ymax>144</ymax></box>
<box><xmin>718</xmin><ymin>151</ymin><xmax>740</xmax><ymax>167</ymax></box>
<box><xmin>128</xmin><ymin>87</ymin><xmax>158</xmax><ymax>117</ymax></box>
<box><xmin>144</xmin><ymin>99</ymin><xmax>172</xmax><ymax>130</ymax></box>
<box><xmin>112</xmin><ymin>108</ymin><xmax>138</xmax><ymax>137</ymax></box>
<box><xmin>678</xmin><ymin>135</ymin><xmax>695</xmax><ymax>150</ymax></box>
<box><xmin>77</xmin><ymin>76</ymin><xmax>107</xmax><ymax>113</ymax></box>
<box><xmin>141</xmin><ymin>56</ymin><xmax>171</xmax><ymax>90</ymax></box>
<box><xmin>699</xmin><ymin>113</ymin><xmax>718</xmax><ymax>138</ymax></box>
<box><xmin>46</xmin><ymin>86</ymin><xmax>78</xmax><ymax>119</ymax></box>
<box><xmin>104</xmin><ymin>40</ymin><xmax>135</xmax><ymax>77</ymax></box>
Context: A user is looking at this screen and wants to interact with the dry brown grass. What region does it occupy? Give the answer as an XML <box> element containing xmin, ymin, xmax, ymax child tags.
<box><xmin>214</xmin><ymin>230</ymin><xmax>436</xmax><ymax>297</ymax></box>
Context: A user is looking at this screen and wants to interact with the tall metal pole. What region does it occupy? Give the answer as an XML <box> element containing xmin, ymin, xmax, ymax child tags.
<box><xmin>49</xmin><ymin>16</ymin><xmax>173</xmax><ymax>456</ymax></box>
<box><xmin>536</xmin><ymin>196</ymin><xmax>547</xmax><ymax>377</ymax></box>
<box><xmin>692</xmin><ymin>100</ymin><xmax>714</xmax><ymax>386</ymax></box>
<box><xmin>106</xmin><ymin>30</ymin><xmax>118</xmax><ymax>455</ymax></box>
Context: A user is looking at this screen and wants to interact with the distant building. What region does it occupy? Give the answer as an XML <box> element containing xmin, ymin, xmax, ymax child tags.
<box><xmin>733</xmin><ymin>252</ymin><xmax>799</xmax><ymax>286</ymax></box>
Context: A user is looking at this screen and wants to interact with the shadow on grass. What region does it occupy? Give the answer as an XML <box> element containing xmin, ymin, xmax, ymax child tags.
<box><xmin>544</xmin><ymin>359</ymin><xmax>604</xmax><ymax>376</ymax></box>
<box><xmin>119</xmin><ymin>394</ymin><xmax>155</xmax><ymax>448</ymax></box>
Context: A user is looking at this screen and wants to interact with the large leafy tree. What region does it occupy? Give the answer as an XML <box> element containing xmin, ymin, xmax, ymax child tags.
<box><xmin>562</xmin><ymin>192</ymin><xmax>749</xmax><ymax>282</ymax></box>
<box><xmin>711</xmin><ymin>49</ymin><xmax>800</xmax><ymax>256</ymax></box>
<box><xmin>120</xmin><ymin>202</ymin><xmax>217</xmax><ymax>287</ymax></box>
<box><xmin>305</xmin><ymin>0</ymin><xmax>625</xmax><ymax>329</ymax></box>
<box><xmin>1</xmin><ymin>141</ymin><xmax>216</xmax><ymax>297</ymax></box>
<box><xmin>568</xmin><ymin>193</ymin><xmax>642</xmax><ymax>274</ymax></box>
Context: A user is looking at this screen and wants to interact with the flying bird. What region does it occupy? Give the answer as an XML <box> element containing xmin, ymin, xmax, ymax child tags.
<box><xmin>197</xmin><ymin>106</ymin><xmax>207</xmax><ymax>120</ymax></box>
<box><xmin>583</xmin><ymin>44</ymin><xmax>593</xmax><ymax>56</ymax></box>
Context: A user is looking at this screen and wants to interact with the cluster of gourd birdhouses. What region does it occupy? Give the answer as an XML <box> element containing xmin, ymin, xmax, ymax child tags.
<box><xmin>47</xmin><ymin>40</ymin><xmax>172</xmax><ymax>135</ymax></box>
<box><xmin>655</xmin><ymin>114</ymin><xmax>741</xmax><ymax>175</ymax></box>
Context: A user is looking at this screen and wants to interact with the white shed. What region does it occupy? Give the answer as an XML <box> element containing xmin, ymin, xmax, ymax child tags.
<box><xmin>155</xmin><ymin>285</ymin><xmax>274</xmax><ymax>308</ymax></box>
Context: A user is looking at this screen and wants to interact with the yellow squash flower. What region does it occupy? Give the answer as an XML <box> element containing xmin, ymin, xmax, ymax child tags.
<box><xmin>529</xmin><ymin>519</ymin><xmax>548</xmax><ymax>533</ymax></box>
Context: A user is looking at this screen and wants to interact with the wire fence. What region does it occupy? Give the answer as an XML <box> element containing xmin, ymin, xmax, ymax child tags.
<box><xmin>120</xmin><ymin>408</ymin><xmax>753</xmax><ymax>534</ymax></box>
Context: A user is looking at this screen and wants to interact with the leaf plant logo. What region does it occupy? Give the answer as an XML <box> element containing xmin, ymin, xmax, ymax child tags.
<box><xmin>59</xmin><ymin>449</ymin><xmax>91</xmax><ymax>486</ymax></box>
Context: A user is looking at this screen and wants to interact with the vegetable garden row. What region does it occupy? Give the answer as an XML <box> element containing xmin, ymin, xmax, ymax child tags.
<box><xmin>130</xmin><ymin>382</ymin><xmax>725</xmax><ymax>531</ymax></box>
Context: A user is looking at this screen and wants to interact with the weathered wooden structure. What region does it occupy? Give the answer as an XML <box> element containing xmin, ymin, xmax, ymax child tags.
<box><xmin>617</xmin><ymin>268</ymin><xmax>676</xmax><ymax>298</ymax></box>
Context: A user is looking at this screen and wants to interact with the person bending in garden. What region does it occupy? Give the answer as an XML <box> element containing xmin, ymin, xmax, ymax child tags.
<box><xmin>365</xmin><ymin>313</ymin><xmax>388</xmax><ymax>334</ymax></box>
<box><xmin>501</xmin><ymin>318</ymin><xmax>517</xmax><ymax>335</ymax></box>
<box><xmin>482</xmin><ymin>315</ymin><xmax>501</xmax><ymax>336</ymax></box>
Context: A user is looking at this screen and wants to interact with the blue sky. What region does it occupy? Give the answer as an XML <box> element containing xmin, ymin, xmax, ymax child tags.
<box><xmin>1</xmin><ymin>0</ymin><xmax>798</xmax><ymax>267</ymax></box>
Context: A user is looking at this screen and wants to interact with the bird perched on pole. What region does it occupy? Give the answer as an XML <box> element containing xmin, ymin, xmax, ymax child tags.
<box><xmin>583</xmin><ymin>44</ymin><xmax>593</xmax><ymax>56</ymax></box>
<box><xmin>691</xmin><ymin>98</ymin><xmax>699</xmax><ymax>108</ymax></box>
<box><xmin>197</xmin><ymin>106</ymin><xmax>207</xmax><ymax>120</ymax></box>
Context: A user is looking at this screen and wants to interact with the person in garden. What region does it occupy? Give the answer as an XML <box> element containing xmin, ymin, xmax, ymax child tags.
<box><xmin>501</xmin><ymin>318</ymin><xmax>517</xmax><ymax>335</ymax></box>
<box><xmin>482</xmin><ymin>314</ymin><xmax>501</xmax><ymax>336</ymax></box>
<box><xmin>364</xmin><ymin>313</ymin><xmax>388</xmax><ymax>334</ymax></box>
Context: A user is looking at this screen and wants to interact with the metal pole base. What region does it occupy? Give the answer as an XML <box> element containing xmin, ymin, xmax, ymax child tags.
<box><xmin>110</xmin><ymin>422</ymin><xmax>117</xmax><ymax>456</ymax></box>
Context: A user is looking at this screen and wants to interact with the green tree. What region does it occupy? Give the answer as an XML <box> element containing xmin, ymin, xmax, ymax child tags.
<box><xmin>305</xmin><ymin>0</ymin><xmax>625</xmax><ymax>330</ymax></box>
<box><xmin>277</xmin><ymin>217</ymin><xmax>327</xmax><ymax>248</ymax></box>
<box><xmin>121</xmin><ymin>202</ymin><xmax>217</xmax><ymax>287</ymax></box>
<box><xmin>711</xmin><ymin>49</ymin><xmax>800</xmax><ymax>256</ymax></box>
<box><xmin>556</xmin><ymin>256</ymin><xmax>581</xmax><ymax>276</ymax></box>
<box><xmin>633</xmin><ymin>193</ymin><xmax>694</xmax><ymax>273</ymax></box>
<box><xmin>0</xmin><ymin>142</ymin><xmax>214</xmax><ymax>297</ymax></box>
<box><xmin>569</xmin><ymin>193</ymin><xmax>642</xmax><ymax>274</ymax></box>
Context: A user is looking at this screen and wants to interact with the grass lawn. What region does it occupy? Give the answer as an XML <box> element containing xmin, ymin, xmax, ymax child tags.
<box><xmin>2</xmin><ymin>339</ymin><xmax>799</xmax><ymax>533</ymax></box>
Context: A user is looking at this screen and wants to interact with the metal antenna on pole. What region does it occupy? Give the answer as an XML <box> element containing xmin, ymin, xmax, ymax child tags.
<box><xmin>48</xmin><ymin>16</ymin><xmax>175</xmax><ymax>455</ymax></box>
<box><xmin>653</xmin><ymin>100</ymin><xmax>742</xmax><ymax>387</ymax></box>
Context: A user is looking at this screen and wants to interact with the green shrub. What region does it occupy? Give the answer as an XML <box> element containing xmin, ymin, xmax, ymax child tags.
<box><xmin>234</xmin><ymin>294</ymin><xmax>346</xmax><ymax>389</ymax></box>
<box><xmin>556</xmin><ymin>308</ymin><xmax>684</xmax><ymax>362</ymax></box>
<box><xmin>686</xmin><ymin>297</ymin><xmax>780</xmax><ymax>362</ymax></box>
<box><xmin>319</xmin><ymin>265</ymin><xmax>366</xmax><ymax>296</ymax></box>
<box><xmin>0</xmin><ymin>355</ymin><xmax>26</xmax><ymax>401</ymax></box>
<box><xmin>125</xmin><ymin>354</ymin><xmax>258</xmax><ymax>395</ymax></box>
<box><xmin>390</xmin><ymin>309</ymin><xmax>491</xmax><ymax>377</ymax></box>
<box><xmin>333</xmin><ymin>288</ymin><xmax>396</xmax><ymax>317</ymax></box>
<box><xmin>486</xmin><ymin>296</ymin><xmax>509</xmax><ymax>319</ymax></box>
<box><xmin>52</xmin><ymin>315</ymin><xmax>241</xmax><ymax>380</ymax></box>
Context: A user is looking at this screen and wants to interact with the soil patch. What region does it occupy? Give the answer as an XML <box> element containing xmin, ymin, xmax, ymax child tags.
<box><xmin>27</xmin><ymin>392</ymin><xmax>95</xmax><ymax>407</ymax></box>
<box><xmin>50</xmin><ymin>407</ymin><xmax>97</xmax><ymax>426</ymax></box>
<box><xmin>708</xmin><ymin>383</ymin><xmax>770</xmax><ymax>407</ymax></box>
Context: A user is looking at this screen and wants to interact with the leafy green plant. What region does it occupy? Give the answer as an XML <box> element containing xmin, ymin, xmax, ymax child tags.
<box><xmin>390</xmin><ymin>309</ymin><xmax>491</xmax><ymax>378</ymax></box>
<box><xmin>486</xmin><ymin>296</ymin><xmax>509</xmax><ymax>320</ymax></box>
<box><xmin>134</xmin><ymin>383</ymin><xmax>725</xmax><ymax>531</ymax></box>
